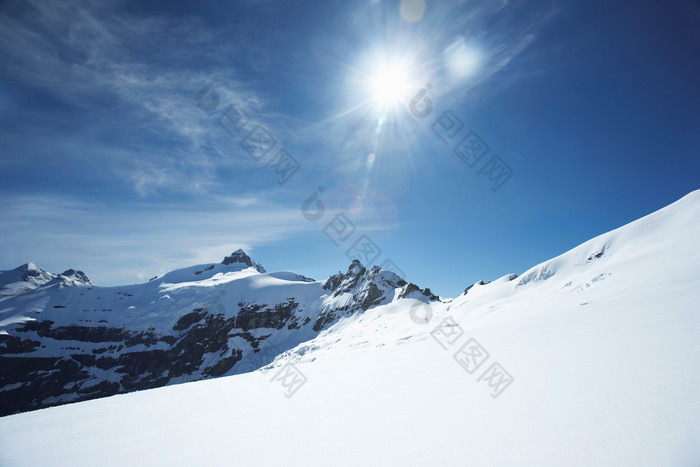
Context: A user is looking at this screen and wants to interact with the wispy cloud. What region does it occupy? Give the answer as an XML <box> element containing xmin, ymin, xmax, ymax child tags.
<box><xmin>0</xmin><ymin>0</ymin><xmax>272</xmax><ymax>198</ymax></box>
<box><xmin>0</xmin><ymin>193</ymin><xmax>316</xmax><ymax>284</ymax></box>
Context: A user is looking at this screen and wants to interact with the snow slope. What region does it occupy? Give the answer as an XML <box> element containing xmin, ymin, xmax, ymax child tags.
<box><xmin>0</xmin><ymin>263</ymin><xmax>92</xmax><ymax>297</ymax></box>
<box><xmin>1</xmin><ymin>191</ymin><xmax>699</xmax><ymax>466</ymax></box>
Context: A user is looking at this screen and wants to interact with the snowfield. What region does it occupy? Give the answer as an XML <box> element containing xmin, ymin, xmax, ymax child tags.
<box><xmin>1</xmin><ymin>190</ymin><xmax>699</xmax><ymax>466</ymax></box>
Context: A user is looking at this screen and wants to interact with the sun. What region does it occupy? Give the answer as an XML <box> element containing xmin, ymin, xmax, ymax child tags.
<box><xmin>370</xmin><ymin>66</ymin><xmax>410</xmax><ymax>106</ymax></box>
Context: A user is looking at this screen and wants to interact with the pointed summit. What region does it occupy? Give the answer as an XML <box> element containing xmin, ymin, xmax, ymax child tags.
<box><xmin>221</xmin><ymin>249</ymin><xmax>266</xmax><ymax>273</ymax></box>
<box><xmin>57</xmin><ymin>269</ymin><xmax>93</xmax><ymax>286</ymax></box>
<box><xmin>15</xmin><ymin>262</ymin><xmax>46</xmax><ymax>277</ymax></box>
<box><xmin>346</xmin><ymin>259</ymin><xmax>366</xmax><ymax>277</ymax></box>
<box><xmin>1</xmin><ymin>263</ymin><xmax>55</xmax><ymax>296</ymax></box>
<box><xmin>14</xmin><ymin>263</ymin><xmax>54</xmax><ymax>283</ymax></box>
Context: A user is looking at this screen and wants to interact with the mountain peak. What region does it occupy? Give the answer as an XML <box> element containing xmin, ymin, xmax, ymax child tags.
<box><xmin>57</xmin><ymin>269</ymin><xmax>93</xmax><ymax>286</ymax></box>
<box><xmin>15</xmin><ymin>262</ymin><xmax>42</xmax><ymax>272</ymax></box>
<box><xmin>1</xmin><ymin>263</ymin><xmax>55</xmax><ymax>296</ymax></box>
<box><xmin>347</xmin><ymin>259</ymin><xmax>366</xmax><ymax>276</ymax></box>
<box><xmin>221</xmin><ymin>250</ymin><xmax>266</xmax><ymax>273</ymax></box>
<box><xmin>13</xmin><ymin>263</ymin><xmax>52</xmax><ymax>282</ymax></box>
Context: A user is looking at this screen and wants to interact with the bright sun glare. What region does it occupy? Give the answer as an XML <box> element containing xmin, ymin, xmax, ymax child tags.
<box><xmin>370</xmin><ymin>66</ymin><xmax>410</xmax><ymax>106</ymax></box>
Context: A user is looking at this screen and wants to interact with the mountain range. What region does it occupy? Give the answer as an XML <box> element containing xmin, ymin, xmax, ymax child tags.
<box><xmin>0</xmin><ymin>249</ymin><xmax>437</xmax><ymax>416</ymax></box>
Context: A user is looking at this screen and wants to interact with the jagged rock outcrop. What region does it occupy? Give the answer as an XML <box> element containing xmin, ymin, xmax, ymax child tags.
<box><xmin>221</xmin><ymin>249</ymin><xmax>266</xmax><ymax>273</ymax></box>
<box><xmin>313</xmin><ymin>261</ymin><xmax>408</xmax><ymax>331</ymax></box>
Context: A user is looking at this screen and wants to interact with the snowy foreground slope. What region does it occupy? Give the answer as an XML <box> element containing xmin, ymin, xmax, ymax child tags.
<box><xmin>1</xmin><ymin>191</ymin><xmax>700</xmax><ymax>466</ymax></box>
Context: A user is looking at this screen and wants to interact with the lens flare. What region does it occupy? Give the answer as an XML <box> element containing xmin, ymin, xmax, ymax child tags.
<box><xmin>370</xmin><ymin>66</ymin><xmax>410</xmax><ymax>106</ymax></box>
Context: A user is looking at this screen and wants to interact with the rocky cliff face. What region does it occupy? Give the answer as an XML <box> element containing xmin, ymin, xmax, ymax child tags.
<box><xmin>0</xmin><ymin>253</ymin><xmax>439</xmax><ymax>417</ymax></box>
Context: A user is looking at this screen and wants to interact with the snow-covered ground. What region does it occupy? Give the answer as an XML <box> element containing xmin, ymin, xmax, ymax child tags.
<box><xmin>1</xmin><ymin>191</ymin><xmax>699</xmax><ymax>466</ymax></box>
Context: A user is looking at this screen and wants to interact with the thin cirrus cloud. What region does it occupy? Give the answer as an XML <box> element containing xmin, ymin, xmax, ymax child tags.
<box><xmin>0</xmin><ymin>194</ymin><xmax>315</xmax><ymax>285</ymax></box>
<box><xmin>0</xmin><ymin>0</ymin><xmax>269</xmax><ymax>197</ymax></box>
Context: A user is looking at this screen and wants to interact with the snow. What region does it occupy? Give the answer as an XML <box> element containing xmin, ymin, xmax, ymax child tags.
<box><xmin>1</xmin><ymin>190</ymin><xmax>700</xmax><ymax>465</ymax></box>
<box><xmin>0</xmin><ymin>263</ymin><xmax>55</xmax><ymax>296</ymax></box>
<box><xmin>158</xmin><ymin>268</ymin><xmax>259</xmax><ymax>291</ymax></box>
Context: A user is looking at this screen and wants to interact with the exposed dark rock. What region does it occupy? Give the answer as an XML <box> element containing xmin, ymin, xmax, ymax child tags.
<box><xmin>361</xmin><ymin>283</ymin><xmax>384</xmax><ymax>310</ymax></box>
<box><xmin>399</xmin><ymin>283</ymin><xmax>438</xmax><ymax>301</ymax></box>
<box><xmin>16</xmin><ymin>320</ymin><xmax>159</xmax><ymax>347</ymax></box>
<box><xmin>0</xmin><ymin>356</ymin><xmax>90</xmax><ymax>416</ymax></box>
<box><xmin>58</xmin><ymin>269</ymin><xmax>92</xmax><ymax>285</ymax></box>
<box><xmin>0</xmin><ymin>334</ymin><xmax>41</xmax><ymax>355</ymax></box>
<box><xmin>222</xmin><ymin>250</ymin><xmax>252</xmax><ymax>266</ymax></box>
<box><xmin>173</xmin><ymin>310</ymin><xmax>208</xmax><ymax>331</ymax></box>
<box><xmin>313</xmin><ymin>311</ymin><xmax>338</xmax><ymax>332</ymax></box>
<box><xmin>463</xmin><ymin>280</ymin><xmax>490</xmax><ymax>295</ymax></box>
<box><xmin>287</xmin><ymin>317</ymin><xmax>301</xmax><ymax>330</ymax></box>
<box><xmin>294</xmin><ymin>274</ymin><xmax>316</xmax><ymax>282</ymax></box>
<box><xmin>400</xmin><ymin>283</ymin><xmax>421</xmax><ymax>297</ymax></box>
<box><xmin>203</xmin><ymin>352</ymin><xmax>242</xmax><ymax>377</ymax></box>
<box><xmin>159</xmin><ymin>335</ymin><xmax>177</xmax><ymax>345</ymax></box>
<box><xmin>221</xmin><ymin>249</ymin><xmax>265</xmax><ymax>272</ymax></box>
<box><xmin>323</xmin><ymin>272</ymin><xmax>345</xmax><ymax>290</ymax></box>
<box><xmin>77</xmin><ymin>380</ymin><xmax>121</xmax><ymax>396</ymax></box>
<box><xmin>229</xmin><ymin>331</ymin><xmax>258</xmax><ymax>345</ymax></box>
<box><xmin>422</xmin><ymin>288</ymin><xmax>439</xmax><ymax>300</ymax></box>
<box><xmin>588</xmin><ymin>250</ymin><xmax>605</xmax><ymax>261</ymax></box>
<box><xmin>194</xmin><ymin>265</ymin><xmax>215</xmax><ymax>275</ymax></box>
<box><xmin>235</xmin><ymin>300</ymin><xmax>298</xmax><ymax>330</ymax></box>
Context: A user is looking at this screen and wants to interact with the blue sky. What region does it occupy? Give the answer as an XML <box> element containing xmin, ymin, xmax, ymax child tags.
<box><xmin>1</xmin><ymin>0</ymin><xmax>698</xmax><ymax>297</ymax></box>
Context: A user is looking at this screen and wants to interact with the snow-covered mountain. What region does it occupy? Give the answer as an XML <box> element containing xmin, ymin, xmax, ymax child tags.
<box><xmin>0</xmin><ymin>249</ymin><xmax>437</xmax><ymax>417</ymax></box>
<box><xmin>0</xmin><ymin>263</ymin><xmax>92</xmax><ymax>297</ymax></box>
<box><xmin>1</xmin><ymin>191</ymin><xmax>699</xmax><ymax>466</ymax></box>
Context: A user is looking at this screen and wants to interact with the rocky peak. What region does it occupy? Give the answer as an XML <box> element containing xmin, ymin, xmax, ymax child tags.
<box><xmin>12</xmin><ymin>263</ymin><xmax>55</xmax><ymax>286</ymax></box>
<box><xmin>221</xmin><ymin>249</ymin><xmax>266</xmax><ymax>273</ymax></box>
<box><xmin>57</xmin><ymin>269</ymin><xmax>93</xmax><ymax>286</ymax></box>
<box><xmin>2</xmin><ymin>263</ymin><xmax>93</xmax><ymax>292</ymax></box>
<box><xmin>323</xmin><ymin>260</ymin><xmax>406</xmax><ymax>294</ymax></box>
<box><xmin>463</xmin><ymin>280</ymin><xmax>490</xmax><ymax>295</ymax></box>
<box><xmin>222</xmin><ymin>249</ymin><xmax>253</xmax><ymax>266</ymax></box>
<box><xmin>15</xmin><ymin>262</ymin><xmax>50</xmax><ymax>280</ymax></box>
<box><xmin>323</xmin><ymin>271</ymin><xmax>345</xmax><ymax>291</ymax></box>
<box><xmin>314</xmin><ymin>259</ymin><xmax>424</xmax><ymax>331</ymax></box>
<box><xmin>399</xmin><ymin>282</ymin><xmax>438</xmax><ymax>301</ymax></box>
<box><xmin>324</xmin><ymin>259</ymin><xmax>366</xmax><ymax>292</ymax></box>
<box><xmin>347</xmin><ymin>259</ymin><xmax>366</xmax><ymax>277</ymax></box>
